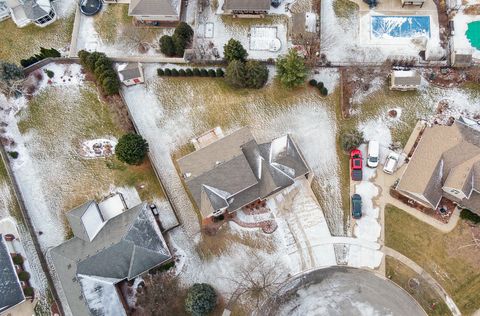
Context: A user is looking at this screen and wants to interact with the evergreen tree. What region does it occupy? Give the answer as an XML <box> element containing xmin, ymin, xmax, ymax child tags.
<box><xmin>223</xmin><ymin>38</ymin><xmax>248</xmax><ymax>62</ymax></box>
<box><xmin>245</xmin><ymin>60</ymin><xmax>268</xmax><ymax>89</ymax></box>
<box><xmin>160</xmin><ymin>35</ymin><xmax>176</xmax><ymax>57</ymax></box>
<box><xmin>276</xmin><ymin>49</ymin><xmax>307</xmax><ymax>88</ymax></box>
<box><xmin>116</xmin><ymin>133</ymin><xmax>149</xmax><ymax>165</ymax></box>
<box><xmin>225</xmin><ymin>60</ymin><xmax>247</xmax><ymax>88</ymax></box>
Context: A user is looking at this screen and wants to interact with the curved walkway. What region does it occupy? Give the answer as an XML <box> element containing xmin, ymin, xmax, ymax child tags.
<box><xmin>382</xmin><ymin>246</ymin><xmax>461</xmax><ymax>316</ymax></box>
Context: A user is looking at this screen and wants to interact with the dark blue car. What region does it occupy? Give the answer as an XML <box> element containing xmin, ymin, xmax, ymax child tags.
<box><xmin>352</xmin><ymin>194</ymin><xmax>362</xmax><ymax>219</ymax></box>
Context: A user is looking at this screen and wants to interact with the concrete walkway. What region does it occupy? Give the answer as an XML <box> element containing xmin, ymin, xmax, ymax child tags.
<box><xmin>383</xmin><ymin>246</ymin><xmax>461</xmax><ymax>316</ymax></box>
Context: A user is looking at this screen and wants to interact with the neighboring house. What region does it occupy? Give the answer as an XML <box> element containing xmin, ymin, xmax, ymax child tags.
<box><xmin>450</xmin><ymin>48</ymin><xmax>473</xmax><ymax>67</ymax></box>
<box><xmin>397</xmin><ymin>117</ymin><xmax>480</xmax><ymax>215</ymax></box>
<box><xmin>390</xmin><ymin>70</ymin><xmax>421</xmax><ymax>91</ymax></box>
<box><xmin>0</xmin><ymin>0</ymin><xmax>10</xmax><ymax>21</ymax></box>
<box><xmin>128</xmin><ymin>0</ymin><xmax>181</xmax><ymax>22</ymax></box>
<box><xmin>290</xmin><ymin>12</ymin><xmax>317</xmax><ymax>43</ymax></box>
<box><xmin>177</xmin><ymin>127</ymin><xmax>311</xmax><ymax>218</ymax></box>
<box><xmin>223</xmin><ymin>0</ymin><xmax>270</xmax><ymax>16</ymax></box>
<box><xmin>118</xmin><ymin>63</ymin><xmax>145</xmax><ymax>86</ymax></box>
<box><xmin>5</xmin><ymin>0</ymin><xmax>56</xmax><ymax>28</ymax></box>
<box><xmin>50</xmin><ymin>196</ymin><xmax>172</xmax><ymax>316</ymax></box>
<box><xmin>0</xmin><ymin>234</ymin><xmax>25</xmax><ymax>314</ymax></box>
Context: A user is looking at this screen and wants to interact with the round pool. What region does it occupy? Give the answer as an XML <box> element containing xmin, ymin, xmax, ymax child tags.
<box><xmin>80</xmin><ymin>0</ymin><xmax>102</xmax><ymax>16</ymax></box>
<box><xmin>466</xmin><ymin>21</ymin><xmax>480</xmax><ymax>50</ymax></box>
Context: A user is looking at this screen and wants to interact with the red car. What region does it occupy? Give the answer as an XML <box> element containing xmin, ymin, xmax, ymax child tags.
<box><xmin>350</xmin><ymin>149</ymin><xmax>363</xmax><ymax>181</ymax></box>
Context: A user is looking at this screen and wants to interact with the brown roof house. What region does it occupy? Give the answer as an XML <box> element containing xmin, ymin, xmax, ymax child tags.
<box><xmin>223</xmin><ymin>0</ymin><xmax>270</xmax><ymax>16</ymax></box>
<box><xmin>50</xmin><ymin>194</ymin><xmax>172</xmax><ymax>316</ymax></box>
<box><xmin>390</xmin><ymin>70</ymin><xmax>422</xmax><ymax>91</ymax></box>
<box><xmin>397</xmin><ymin>117</ymin><xmax>480</xmax><ymax>215</ymax></box>
<box><xmin>177</xmin><ymin>127</ymin><xmax>311</xmax><ymax>218</ymax></box>
<box><xmin>104</xmin><ymin>0</ymin><xmax>181</xmax><ymax>22</ymax></box>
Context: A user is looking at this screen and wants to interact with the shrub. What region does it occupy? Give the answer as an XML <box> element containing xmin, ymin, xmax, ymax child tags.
<box><xmin>216</xmin><ymin>68</ymin><xmax>224</xmax><ymax>77</ymax></box>
<box><xmin>276</xmin><ymin>49</ymin><xmax>307</xmax><ymax>88</ymax></box>
<box><xmin>44</xmin><ymin>69</ymin><xmax>54</xmax><ymax>79</ymax></box>
<box><xmin>309</xmin><ymin>79</ymin><xmax>317</xmax><ymax>86</ymax></box>
<box><xmin>0</xmin><ymin>62</ymin><xmax>24</xmax><ymax>84</ymax></box>
<box><xmin>160</xmin><ymin>35</ymin><xmax>176</xmax><ymax>57</ymax></box>
<box><xmin>460</xmin><ymin>209</ymin><xmax>480</xmax><ymax>224</ymax></box>
<box><xmin>208</xmin><ymin>69</ymin><xmax>216</xmax><ymax>77</ymax></box>
<box><xmin>7</xmin><ymin>151</ymin><xmax>18</xmax><ymax>159</ymax></box>
<box><xmin>185</xmin><ymin>283</ymin><xmax>217</xmax><ymax>316</ymax></box>
<box><xmin>23</xmin><ymin>287</ymin><xmax>34</xmax><ymax>297</ymax></box>
<box><xmin>18</xmin><ymin>271</ymin><xmax>30</xmax><ymax>281</ymax></box>
<box><xmin>171</xmin><ymin>69</ymin><xmax>179</xmax><ymax>77</ymax></box>
<box><xmin>225</xmin><ymin>60</ymin><xmax>246</xmax><ymax>88</ymax></box>
<box><xmin>102</xmin><ymin>76</ymin><xmax>120</xmax><ymax>95</ymax></box>
<box><xmin>193</xmin><ymin>68</ymin><xmax>201</xmax><ymax>76</ymax></box>
<box><xmin>223</xmin><ymin>38</ymin><xmax>248</xmax><ymax>62</ymax></box>
<box><xmin>158</xmin><ymin>261</ymin><xmax>175</xmax><ymax>272</ymax></box>
<box><xmin>316</xmin><ymin>81</ymin><xmax>324</xmax><ymax>89</ymax></box>
<box><xmin>200</xmin><ymin>69</ymin><xmax>208</xmax><ymax>77</ymax></box>
<box><xmin>172</xmin><ymin>34</ymin><xmax>187</xmax><ymax>57</ymax></box>
<box><xmin>186</xmin><ymin>68</ymin><xmax>194</xmax><ymax>76</ymax></box>
<box><xmin>116</xmin><ymin>133</ymin><xmax>149</xmax><ymax>165</ymax></box>
<box><xmin>340</xmin><ymin>129</ymin><xmax>364</xmax><ymax>152</ymax></box>
<box><xmin>157</xmin><ymin>68</ymin><xmax>165</xmax><ymax>76</ymax></box>
<box><xmin>164</xmin><ymin>68</ymin><xmax>172</xmax><ymax>76</ymax></box>
<box><xmin>12</xmin><ymin>255</ymin><xmax>23</xmax><ymax>265</ymax></box>
<box><xmin>245</xmin><ymin>60</ymin><xmax>268</xmax><ymax>89</ymax></box>
<box><xmin>174</xmin><ymin>22</ymin><xmax>194</xmax><ymax>42</ymax></box>
<box><xmin>320</xmin><ymin>86</ymin><xmax>328</xmax><ymax>96</ymax></box>
<box><xmin>179</xmin><ymin>69</ymin><xmax>186</xmax><ymax>76</ymax></box>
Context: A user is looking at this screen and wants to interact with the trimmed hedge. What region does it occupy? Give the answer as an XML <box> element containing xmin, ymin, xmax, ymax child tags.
<box><xmin>23</xmin><ymin>287</ymin><xmax>34</xmax><ymax>297</ymax></box>
<box><xmin>460</xmin><ymin>209</ymin><xmax>480</xmax><ymax>224</ymax></box>
<box><xmin>12</xmin><ymin>255</ymin><xmax>24</xmax><ymax>265</ymax></box>
<box><xmin>18</xmin><ymin>271</ymin><xmax>30</xmax><ymax>281</ymax></box>
<box><xmin>157</xmin><ymin>67</ymin><xmax>225</xmax><ymax>78</ymax></box>
<box><xmin>309</xmin><ymin>79</ymin><xmax>317</xmax><ymax>86</ymax></box>
<box><xmin>20</xmin><ymin>47</ymin><xmax>61</xmax><ymax>68</ymax></box>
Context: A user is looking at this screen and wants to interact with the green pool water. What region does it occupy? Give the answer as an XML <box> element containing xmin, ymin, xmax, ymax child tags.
<box><xmin>466</xmin><ymin>21</ymin><xmax>480</xmax><ymax>50</ymax></box>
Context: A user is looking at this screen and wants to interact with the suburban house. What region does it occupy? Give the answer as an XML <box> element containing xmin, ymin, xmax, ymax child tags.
<box><xmin>222</xmin><ymin>0</ymin><xmax>270</xmax><ymax>16</ymax></box>
<box><xmin>50</xmin><ymin>195</ymin><xmax>172</xmax><ymax>316</ymax></box>
<box><xmin>0</xmin><ymin>234</ymin><xmax>25</xmax><ymax>314</ymax></box>
<box><xmin>118</xmin><ymin>63</ymin><xmax>145</xmax><ymax>86</ymax></box>
<box><xmin>0</xmin><ymin>0</ymin><xmax>9</xmax><ymax>21</ymax></box>
<box><xmin>177</xmin><ymin>127</ymin><xmax>311</xmax><ymax>219</ymax></box>
<box><xmin>397</xmin><ymin>117</ymin><xmax>480</xmax><ymax>215</ymax></box>
<box><xmin>290</xmin><ymin>12</ymin><xmax>317</xmax><ymax>43</ymax></box>
<box><xmin>3</xmin><ymin>0</ymin><xmax>56</xmax><ymax>27</ymax></box>
<box><xmin>390</xmin><ymin>70</ymin><xmax>422</xmax><ymax>91</ymax></box>
<box><xmin>102</xmin><ymin>0</ymin><xmax>181</xmax><ymax>22</ymax></box>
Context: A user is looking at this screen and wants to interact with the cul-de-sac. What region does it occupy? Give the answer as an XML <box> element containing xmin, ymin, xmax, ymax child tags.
<box><xmin>0</xmin><ymin>0</ymin><xmax>479</xmax><ymax>315</ymax></box>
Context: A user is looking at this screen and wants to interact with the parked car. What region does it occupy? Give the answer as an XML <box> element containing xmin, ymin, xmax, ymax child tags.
<box><xmin>383</xmin><ymin>152</ymin><xmax>400</xmax><ymax>174</ymax></box>
<box><xmin>351</xmin><ymin>194</ymin><xmax>362</xmax><ymax>219</ymax></box>
<box><xmin>350</xmin><ymin>149</ymin><xmax>363</xmax><ymax>181</ymax></box>
<box><xmin>367</xmin><ymin>140</ymin><xmax>379</xmax><ymax>168</ymax></box>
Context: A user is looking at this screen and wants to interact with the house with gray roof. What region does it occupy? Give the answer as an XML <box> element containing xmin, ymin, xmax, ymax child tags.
<box><xmin>0</xmin><ymin>234</ymin><xmax>25</xmax><ymax>314</ymax></box>
<box><xmin>50</xmin><ymin>199</ymin><xmax>172</xmax><ymax>316</ymax></box>
<box><xmin>223</xmin><ymin>0</ymin><xmax>270</xmax><ymax>16</ymax></box>
<box><xmin>4</xmin><ymin>0</ymin><xmax>56</xmax><ymax>27</ymax></box>
<box><xmin>397</xmin><ymin>117</ymin><xmax>480</xmax><ymax>215</ymax></box>
<box><xmin>177</xmin><ymin>127</ymin><xmax>311</xmax><ymax>218</ymax></box>
<box><xmin>390</xmin><ymin>70</ymin><xmax>421</xmax><ymax>91</ymax></box>
<box><xmin>117</xmin><ymin>63</ymin><xmax>144</xmax><ymax>86</ymax></box>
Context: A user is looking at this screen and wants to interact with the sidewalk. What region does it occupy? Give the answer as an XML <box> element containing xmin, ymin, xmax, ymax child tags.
<box><xmin>383</xmin><ymin>246</ymin><xmax>461</xmax><ymax>316</ymax></box>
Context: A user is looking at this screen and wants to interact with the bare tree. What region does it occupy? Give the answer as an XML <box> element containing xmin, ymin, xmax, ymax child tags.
<box><xmin>134</xmin><ymin>271</ymin><xmax>187</xmax><ymax>316</ymax></box>
<box><xmin>227</xmin><ymin>251</ymin><xmax>287</xmax><ymax>312</ymax></box>
<box><xmin>293</xmin><ymin>34</ymin><xmax>321</xmax><ymax>67</ymax></box>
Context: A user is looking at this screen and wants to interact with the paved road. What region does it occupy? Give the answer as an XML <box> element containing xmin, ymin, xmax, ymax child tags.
<box><xmin>260</xmin><ymin>267</ymin><xmax>426</xmax><ymax>316</ymax></box>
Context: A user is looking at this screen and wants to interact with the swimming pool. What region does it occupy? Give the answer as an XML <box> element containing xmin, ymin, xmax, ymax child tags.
<box><xmin>371</xmin><ymin>16</ymin><xmax>430</xmax><ymax>39</ymax></box>
<box><xmin>466</xmin><ymin>21</ymin><xmax>480</xmax><ymax>50</ymax></box>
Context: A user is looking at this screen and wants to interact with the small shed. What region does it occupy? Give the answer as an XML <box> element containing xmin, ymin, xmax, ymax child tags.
<box><xmin>450</xmin><ymin>49</ymin><xmax>472</xmax><ymax>67</ymax></box>
<box><xmin>390</xmin><ymin>70</ymin><xmax>421</xmax><ymax>91</ymax></box>
<box><xmin>117</xmin><ymin>63</ymin><xmax>144</xmax><ymax>86</ymax></box>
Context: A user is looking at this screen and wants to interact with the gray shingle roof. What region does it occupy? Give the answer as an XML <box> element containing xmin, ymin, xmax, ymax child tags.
<box><xmin>178</xmin><ymin>128</ymin><xmax>310</xmax><ymax>217</ymax></box>
<box><xmin>0</xmin><ymin>235</ymin><xmax>24</xmax><ymax>313</ymax></box>
<box><xmin>128</xmin><ymin>0</ymin><xmax>180</xmax><ymax>16</ymax></box>
<box><xmin>224</xmin><ymin>0</ymin><xmax>270</xmax><ymax>11</ymax></box>
<box><xmin>118</xmin><ymin>63</ymin><xmax>142</xmax><ymax>81</ymax></box>
<box><xmin>50</xmin><ymin>203</ymin><xmax>171</xmax><ymax>316</ymax></box>
<box><xmin>22</xmin><ymin>0</ymin><xmax>49</xmax><ymax>20</ymax></box>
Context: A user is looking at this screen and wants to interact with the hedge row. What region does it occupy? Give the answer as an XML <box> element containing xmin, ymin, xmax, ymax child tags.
<box><xmin>20</xmin><ymin>47</ymin><xmax>61</xmax><ymax>68</ymax></box>
<box><xmin>309</xmin><ymin>79</ymin><xmax>328</xmax><ymax>96</ymax></box>
<box><xmin>78</xmin><ymin>50</ymin><xmax>120</xmax><ymax>96</ymax></box>
<box><xmin>460</xmin><ymin>209</ymin><xmax>480</xmax><ymax>224</ymax></box>
<box><xmin>157</xmin><ymin>68</ymin><xmax>224</xmax><ymax>78</ymax></box>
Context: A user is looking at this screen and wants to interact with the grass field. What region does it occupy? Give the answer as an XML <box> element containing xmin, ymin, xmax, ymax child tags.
<box><xmin>385</xmin><ymin>204</ymin><xmax>480</xmax><ymax>314</ymax></box>
<box><xmin>17</xmin><ymin>82</ymin><xmax>164</xmax><ymax>231</ymax></box>
<box><xmin>386</xmin><ymin>256</ymin><xmax>451</xmax><ymax>316</ymax></box>
<box><xmin>0</xmin><ymin>14</ymin><xmax>74</xmax><ymax>64</ymax></box>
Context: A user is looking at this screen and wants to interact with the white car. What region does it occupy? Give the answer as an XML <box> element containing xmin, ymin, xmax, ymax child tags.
<box><xmin>367</xmin><ymin>140</ymin><xmax>380</xmax><ymax>168</ymax></box>
<box><xmin>383</xmin><ymin>152</ymin><xmax>400</xmax><ymax>174</ymax></box>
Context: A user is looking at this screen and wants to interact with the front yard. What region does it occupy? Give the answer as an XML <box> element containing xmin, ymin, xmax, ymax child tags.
<box><xmin>385</xmin><ymin>204</ymin><xmax>480</xmax><ymax>314</ymax></box>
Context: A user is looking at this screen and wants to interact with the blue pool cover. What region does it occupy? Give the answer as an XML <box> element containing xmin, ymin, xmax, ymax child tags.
<box><xmin>371</xmin><ymin>16</ymin><xmax>430</xmax><ymax>39</ymax></box>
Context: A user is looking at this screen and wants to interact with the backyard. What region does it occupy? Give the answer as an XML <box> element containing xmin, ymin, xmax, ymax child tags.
<box><xmin>385</xmin><ymin>204</ymin><xmax>480</xmax><ymax>314</ymax></box>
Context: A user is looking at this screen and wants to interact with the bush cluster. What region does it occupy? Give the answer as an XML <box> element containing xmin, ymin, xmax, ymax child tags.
<box><xmin>116</xmin><ymin>133</ymin><xmax>149</xmax><ymax>165</ymax></box>
<box><xmin>157</xmin><ymin>67</ymin><xmax>224</xmax><ymax>78</ymax></box>
<box><xmin>460</xmin><ymin>209</ymin><xmax>480</xmax><ymax>224</ymax></box>
<box><xmin>78</xmin><ymin>50</ymin><xmax>120</xmax><ymax>96</ymax></box>
<box><xmin>20</xmin><ymin>47</ymin><xmax>61</xmax><ymax>68</ymax></box>
<box><xmin>18</xmin><ymin>271</ymin><xmax>30</xmax><ymax>281</ymax></box>
<box><xmin>160</xmin><ymin>22</ymin><xmax>194</xmax><ymax>57</ymax></box>
<box><xmin>225</xmin><ymin>59</ymin><xmax>268</xmax><ymax>89</ymax></box>
<box><xmin>0</xmin><ymin>62</ymin><xmax>24</xmax><ymax>85</ymax></box>
<box><xmin>185</xmin><ymin>283</ymin><xmax>217</xmax><ymax>316</ymax></box>
<box><xmin>308</xmin><ymin>79</ymin><xmax>329</xmax><ymax>96</ymax></box>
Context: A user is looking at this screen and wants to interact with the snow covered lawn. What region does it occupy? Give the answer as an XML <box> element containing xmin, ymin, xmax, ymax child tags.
<box><xmin>0</xmin><ymin>63</ymin><xmax>166</xmax><ymax>250</ymax></box>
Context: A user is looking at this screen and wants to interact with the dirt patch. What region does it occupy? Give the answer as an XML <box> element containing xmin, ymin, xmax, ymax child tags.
<box><xmin>446</xmin><ymin>222</ymin><xmax>480</xmax><ymax>268</ymax></box>
<box><xmin>424</xmin><ymin>67</ymin><xmax>467</xmax><ymax>88</ymax></box>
